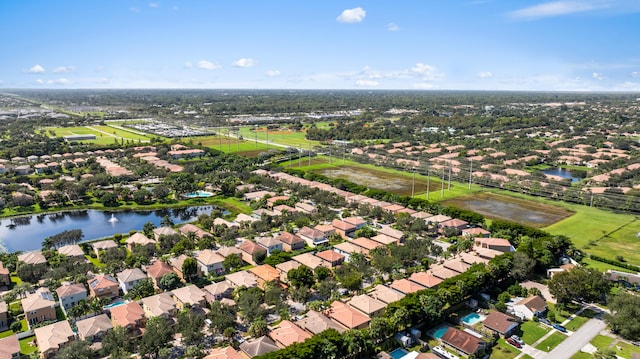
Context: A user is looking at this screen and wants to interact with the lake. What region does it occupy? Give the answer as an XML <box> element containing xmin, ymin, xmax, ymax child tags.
<box><xmin>0</xmin><ymin>206</ymin><xmax>217</xmax><ymax>252</ymax></box>
<box><xmin>542</xmin><ymin>167</ymin><xmax>581</xmax><ymax>182</ymax></box>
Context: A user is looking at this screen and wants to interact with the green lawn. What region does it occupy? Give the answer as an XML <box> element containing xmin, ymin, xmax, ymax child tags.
<box><xmin>535</xmin><ymin>332</ymin><xmax>567</xmax><ymax>352</ymax></box>
<box><xmin>19</xmin><ymin>336</ymin><xmax>37</xmax><ymax>355</ymax></box>
<box><xmin>569</xmin><ymin>351</ymin><xmax>593</xmax><ymax>359</ymax></box>
<box><xmin>0</xmin><ymin>330</ymin><xmax>15</xmax><ymax>339</ymax></box>
<box><xmin>489</xmin><ymin>338</ymin><xmax>521</xmax><ymax>359</ymax></box>
<box><xmin>237</xmin><ymin>126</ymin><xmax>322</xmax><ymax>148</ymax></box>
<box><xmin>611</xmin><ymin>341</ymin><xmax>638</xmax><ymax>359</ymax></box>
<box><xmin>565</xmin><ymin>315</ymin><xmax>589</xmax><ymax>332</ymax></box>
<box><xmin>10</xmin><ymin>275</ymin><xmax>22</xmax><ymax>286</ymax></box>
<box><xmin>580</xmin><ymin>257</ymin><xmax>636</xmax><ymax>273</ymax></box>
<box><xmin>86</xmin><ymin>255</ymin><xmax>106</xmax><ymax>269</ymax></box>
<box><xmin>520</xmin><ymin>321</ymin><xmax>550</xmax><ymax>345</ymax></box>
<box><xmin>590</xmin><ymin>335</ymin><xmax>615</xmax><ymax>349</ymax></box>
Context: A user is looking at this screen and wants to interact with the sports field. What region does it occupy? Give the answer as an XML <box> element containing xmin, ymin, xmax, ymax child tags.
<box><xmin>237</xmin><ymin>126</ymin><xmax>322</xmax><ymax>148</ymax></box>
<box><xmin>43</xmin><ymin>124</ymin><xmax>152</xmax><ymax>144</ymax></box>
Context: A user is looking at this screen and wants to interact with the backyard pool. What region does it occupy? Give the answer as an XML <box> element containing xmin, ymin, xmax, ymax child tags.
<box><xmin>390</xmin><ymin>348</ymin><xmax>409</xmax><ymax>359</ymax></box>
<box><xmin>104</xmin><ymin>300</ymin><xmax>127</xmax><ymax>309</ymax></box>
<box><xmin>432</xmin><ymin>325</ymin><xmax>450</xmax><ymax>339</ymax></box>
<box><xmin>460</xmin><ymin>312</ymin><xmax>484</xmax><ymax>325</ymax></box>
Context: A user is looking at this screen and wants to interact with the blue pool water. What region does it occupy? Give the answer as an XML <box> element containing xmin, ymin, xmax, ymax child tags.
<box><xmin>432</xmin><ymin>325</ymin><xmax>449</xmax><ymax>339</ymax></box>
<box><xmin>390</xmin><ymin>348</ymin><xmax>409</xmax><ymax>359</ymax></box>
<box><xmin>104</xmin><ymin>300</ymin><xmax>126</xmax><ymax>309</ymax></box>
<box><xmin>461</xmin><ymin>312</ymin><xmax>482</xmax><ymax>325</ymax></box>
<box><xmin>185</xmin><ymin>191</ymin><xmax>214</xmax><ymax>198</ymax></box>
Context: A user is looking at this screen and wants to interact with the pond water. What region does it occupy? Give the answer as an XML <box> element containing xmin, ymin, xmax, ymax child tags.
<box><xmin>0</xmin><ymin>206</ymin><xmax>217</xmax><ymax>252</ymax></box>
<box><xmin>542</xmin><ymin>167</ymin><xmax>581</xmax><ymax>182</ymax></box>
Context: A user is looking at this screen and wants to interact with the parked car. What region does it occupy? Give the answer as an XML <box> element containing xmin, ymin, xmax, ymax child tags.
<box><xmin>510</xmin><ymin>335</ymin><xmax>524</xmax><ymax>346</ymax></box>
<box><xmin>506</xmin><ymin>337</ymin><xmax>522</xmax><ymax>348</ymax></box>
<box><xmin>552</xmin><ymin>324</ymin><xmax>567</xmax><ymax>332</ymax></box>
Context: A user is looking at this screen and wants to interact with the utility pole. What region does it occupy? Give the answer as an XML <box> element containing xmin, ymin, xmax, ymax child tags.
<box><xmin>468</xmin><ymin>159</ymin><xmax>473</xmax><ymax>190</ymax></box>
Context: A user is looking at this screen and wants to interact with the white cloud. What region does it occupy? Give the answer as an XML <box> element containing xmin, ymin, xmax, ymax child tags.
<box><xmin>478</xmin><ymin>71</ymin><xmax>493</xmax><ymax>78</ymax></box>
<box><xmin>387</xmin><ymin>22</ymin><xmax>400</xmax><ymax>31</ymax></box>
<box><xmin>53</xmin><ymin>66</ymin><xmax>76</xmax><ymax>73</ymax></box>
<box><xmin>632</xmin><ymin>71</ymin><xmax>640</xmax><ymax>77</ymax></box>
<box><xmin>35</xmin><ymin>79</ymin><xmax>44</xmax><ymax>84</ymax></box>
<box><xmin>266</xmin><ymin>70</ymin><xmax>281</xmax><ymax>77</ymax></box>
<box><xmin>355</xmin><ymin>80</ymin><xmax>379</xmax><ymax>87</ymax></box>
<box><xmin>184</xmin><ymin>62</ymin><xmax>193</xmax><ymax>69</ymax></box>
<box><xmin>509</xmin><ymin>1</ymin><xmax>610</xmax><ymax>19</ymax></box>
<box><xmin>28</xmin><ymin>64</ymin><xmax>45</xmax><ymax>74</ymax></box>
<box><xmin>197</xmin><ymin>60</ymin><xmax>221</xmax><ymax>70</ymax></box>
<box><xmin>148</xmin><ymin>2</ymin><xmax>159</xmax><ymax>8</ymax></box>
<box><xmin>233</xmin><ymin>58</ymin><xmax>256</xmax><ymax>68</ymax></box>
<box><xmin>47</xmin><ymin>78</ymin><xmax>72</xmax><ymax>85</ymax></box>
<box><xmin>592</xmin><ymin>72</ymin><xmax>605</xmax><ymax>80</ymax></box>
<box><xmin>337</xmin><ymin>7</ymin><xmax>366</xmax><ymax>23</ymax></box>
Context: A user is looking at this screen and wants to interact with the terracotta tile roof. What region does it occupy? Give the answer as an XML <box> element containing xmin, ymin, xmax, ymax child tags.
<box><xmin>140</xmin><ymin>292</ymin><xmax>177</xmax><ymax>318</ymax></box>
<box><xmin>332</xmin><ymin>219</ymin><xmax>355</xmax><ymax>232</ymax></box>
<box><xmin>153</xmin><ymin>226</ymin><xmax>178</xmax><ymax>237</ymax></box>
<box><xmin>91</xmin><ymin>240</ymin><xmax>118</xmax><ymax>251</ymax></box>
<box><xmin>22</xmin><ymin>288</ymin><xmax>55</xmax><ymax>312</ymax></box>
<box><xmin>516</xmin><ymin>296</ymin><xmax>547</xmax><ymax>312</ymax></box>
<box><xmin>126</xmin><ymin>232</ymin><xmax>156</xmax><ymax>246</ymax></box>
<box><xmin>239</xmin><ymin>240</ymin><xmax>266</xmax><ymax>255</ymax></box>
<box><xmin>425</xmin><ymin>214</ymin><xmax>452</xmax><ymax>223</ymax></box>
<box><xmin>390</xmin><ymin>278</ymin><xmax>426</xmax><ymax>294</ymax></box>
<box><xmin>268</xmin><ymin>320</ymin><xmax>311</xmax><ymax>348</ymax></box>
<box><xmin>351</xmin><ymin>237</ymin><xmax>382</xmax><ymax>251</ymax></box>
<box><xmin>428</xmin><ymin>264</ymin><xmax>459</xmax><ymax>280</ymax></box>
<box><xmin>203</xmin><ymin>281</ymin><xmax>234</xmax><ymax>298</ymax></box>
<box><xmin>171</xmin><ymin>285</ymin><xmax>208</xmax><ymax>306</ymax></box>
<box><xmin>256</xmin><ymin>236</ymin><xmax>283</xmax><ymax>248</ymax></box>
<box><xmin>117</xmin><ymin>268</ymin><xmax>147</xmax><ymax>283</ymax></box>
<box><xmin>371</xmin><ymin>234</ymin><xmax>398</xmax><ymax>245</ymax></box>
<box><xmin>205</xmin><ymin>346</ymin><xmax>243</xmax><ymax>359</ymax></box>
<box><xmin>327</xmin><ymin>301</ymin><xmax>370</xmax><ymax>329</ymax></box>
<box><xmin>239</xmin><ymin>336</ymin><xmax>279</xmax><ymax>358</ymax></box>
<box><xmin>277</xmin><ymin>232</ymin><xmax>304</xmax><ymax>246</ymax></box>
<box><xmin>57</xmin><ymin>244</ymin><xmax>85</xmax><ymax>257</ymax></box>
<box><xmin>0</xmin><ymin>334</ymin><xmax>19</xmax><ymax>359</ymax></box>
<box><xmin>315</xmin><ymin>250</ymin><xmax>345</xmax><ymax>264</ymax></box>
<box><xmin>195</xmin><ymin>249</ymin><xmax>225</xmax><ymax>266</ymax></box>
<box><xmin>440</xmin><ymin>218</ymin><xmax>469</xmax><ymax>228</ymax></box>
<box><xmin>17</xmin><ymin>251</ymin><xmax>47</xmax><ymax>265</ymax></box>
<box><xmin>110</xmin><ymin>301</ymin><xmax>145</xmax><ymax>328</ymax></box>
<box><xmin>409</xmin><ymin>271</ymin><xmax>443</xmax><ymax>288</ymax></box>
<box><xmin>249</xmin><ymin>264</ymin><xmax>280</xmax><ymax>283</ymax></box>
<box><xmin>292</xmin><ymin>253</ymin><xmax>328</xmax><ymax>270</ymax></box>
<box><xmin>333</xmin><ymin>242</ymin><xmax>364</xmax><ymax>256</ymax></box>
<box><xmin>443</xmin><ymin>259</ymin><xmax>472</xmax><ymax>274</ymax></box>
<box><xmin>88</xmin><ymin>275</ymin><xmax>118</xmax><ymax>291</ymax></box>
<box><xmin>343</xmin><ymin>217</ymin><xmax>366</xmax><ymax>227</ymax></box>
<box><xmin>275</xmin><ymin>260</ymin><xmax>301</xmax><ymax>275</ymax></box>
<box><xmin>225</xmin><ymin>271</ymin><xmax>258</xmax><ymax>288</ymax></box>
<box><xmin>347</xmin><ymin>294</ymin><xmax>386</xmax><ymax>316</ymax></box>
<box><xmin>298</xmin><ymin>226</ymin><xmax>325</xmax><ymax>240</ymax></box>
<box><xmin>217</xmin><ymin>246</ymin><xmax>243</xmax><ymax>258</ymax></box>
<box><xmin>146</xmin><ymin>260</ymin><xmax>175</xmax><ymax>279</ymax></box>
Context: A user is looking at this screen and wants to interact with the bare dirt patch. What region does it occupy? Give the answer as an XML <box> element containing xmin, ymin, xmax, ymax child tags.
<box><xmin>442</xmin><ymin>192</ymin><xmax>573</xmax><ymax>227</ymax></box>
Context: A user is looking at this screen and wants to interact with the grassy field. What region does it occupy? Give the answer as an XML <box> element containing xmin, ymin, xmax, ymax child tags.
<box><xmin>183</xmin><ymin>134</ymin><xmax>273</xmax><ymax>157</ymax></box>
<box><xmin>489</xmin><ymin>338</ymin><xmax>520</xmax><ymax>359</ymax></box>
<box><xmin>535</xmin><ymin>332</ymin><xmax>567</xmax><ymax>352</ymax></box>
<box><xmin>42</xmin><ymin>124</ymin><xmax>152</xmax><ymax>145</ymax></box>
<box><xmin>19</xmin><ymin>336</ymin><xmax>37</xmax><ymax>355</ymax></box>
<box><xmin>237</xmin><ymin>126</ymin><xmax>322</xmax><ymax>148</ymax></box>
<box><xmin>590</xmin><ymin>335</ymin><xmax>615</xmax><ymax>349</ymax></box>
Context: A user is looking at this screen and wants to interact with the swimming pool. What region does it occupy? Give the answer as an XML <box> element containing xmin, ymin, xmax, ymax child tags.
<box><xmin>185</xmin><ymin>191</ymin><xmax>214</xmax><ymax>198</ymax></box>
<box><xmin>432</xmin><ymin>325</ymin><xmax>450</xmax><ymax>339</ymax></box>
<box><xmin>104</xmin><ymin>300</ymin><xmax>126</xmax><ymax>309</ymax></box>
<box><xmin>460</xmin><ymin>312</ymin><xmax>483</xmax><ymax>325</ymax></box>
<box><xmin>390</xmin><ymin>348</ymin><xmax>409</xmax><ymax>359</ymax></box>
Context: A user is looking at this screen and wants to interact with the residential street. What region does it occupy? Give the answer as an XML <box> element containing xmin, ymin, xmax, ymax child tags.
<box><xmin>542</xmin><ymin>317</ymin><xmax>607</xmax><ymax>359</ymax></box>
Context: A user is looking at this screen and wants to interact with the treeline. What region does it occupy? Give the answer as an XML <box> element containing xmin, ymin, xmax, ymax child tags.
<box><xmin>42</xmin><ymin>229</ymin><xmax>84</xmax><ymax>249</ymax></box>
<box><xmin>590</xmin><ymin>255</ymin><xmax>640</xmax><ymax>273</ymax></box>
<box><xmin>282</xmin><ymin>168</ymin><xmax>485</xmax><ymax>225</ymax></box>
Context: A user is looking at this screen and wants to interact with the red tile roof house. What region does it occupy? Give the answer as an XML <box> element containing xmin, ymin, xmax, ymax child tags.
<box><xmin>483</xmin><ymin>311</ymin><xmax>520</xmax><ymax>337</ymax></box>
<box><xmin>439</xmin><ymin>218</ymin><xmax>469</xmax><ymax>233</ymax></box>
<box><xmin>298</xmin><ymin>226</ymin><xmax>328</xmax><ymax>247</ymax></box>
<box><xmin>377</xmin><ymin>226</ymin><xmax>405</xmax><ymax>242</ymax></box>
<box><xmin>125</xmin><ymin>232</ymin><xmax>156</xmax><ymax>252</ymax></box>
<box><xmin>268</xmin><ymin>320</ymin><xmax>312</xmax><ymax>349</ymax></box>
<box><xmin>225</xmin><ymin>270</ymin><xmax>259</xmax><ymax>289</ymax></box>
<box><xmin>0</xmin><ymin>261</ymin><xmax>10</xmax><ymax>288</ymax></box>
<box><xmin>17</xmin><ymin>251</ymin><xmax>47</xmax><ymax>266</ymax></box>
<box><xmin>203</xmin><ymin>281</ymin><xmax>234</xmax><ymax>300</ymax></box>
<box><xmin>110</xmin><ymin>301</ymin><xmax>147</xmax><ymax>335</ymax></box>
<box><xmin>153</xmin><ymin>226</ymin><xmax>179</xmax><ymax>241</ymax></box>
<box><xmin>347</xmin><ymin>294</ymin><xmax>386</xmax><ymax>318</ymax></box>
<box><xmin>239</xmin><ymin>240</ymin><xmax>267</xmax><ymax>266</ymax></box>
<box><xmin>343</xmin><ymin>216</ymin><xmax>367</xmax><ymax>230</ymax></box>
<box><xmin>256</xmin><ymin>236</ymin><xmax>284</xmax><ymax>255</ymax></box>
<box><xmin>195</xmin><ymin>249</ymin><xmax>226</xmax><ymax>276</ymax></box>
<box><xmin>0</xmin><ymin>303</ymin><xmax>8</xmax><ymax>332</ymax></box>
<box><xmin>461</xmin><ymin>227</ymin><xmax>491</xmax><ymax>238</ymax></box>
<box><xmin>326</xmin><ymin>300</ymin><xmax>370</xmax><ymax>330</ymax></box>
<box><xmin>351</xmin><ymin>237</ymin><xmax>382</xmax><ymax>256</ymax></box>
<box><xmin>88</xmin><ymin>275</ymin><xmax>120</xmax><ymax>299</ymax></box>
<box><xmin>332</xmin><ymin>219</ymin><xmax>356</xmax><ymax>239</ymax></box>
<box><xmin>0</xmin><ymin>334</ymin><xmax>20</xmax><ymax>359</ymax></box>
<box><xmin>275</xmin><ymin>261</ymin><xmax>301</xmax><ymax>283</ymax></box>
<box><xmin>145</xmin><ymin>260</ymin><xmax>176</xmax><ymax>288</ymax></box>
<box><xmin>179</xmin><ymin>223</ymin><xmax>213</xmax><ymax>239</ymax></box>
<box><xmin>56</xmin><ymin>244</ymin><xmax>86</xmax><ymax>262</ymax></box>
<box><xmin>315</xmin><ymin>250</ymin><xmax>345</xmax><ymax>268</ymax></box>
<box><xmin>55</xmin><ymin>283</ymin><xmax>87</xmax><ymax>315</ymax></box>
<box><xmin>276</xmin><ymin>232</ymin><xmax>305</xmax><ymax>252</ymax></box>
<box><xmin>22</xmin><ymin>288</ymin><xmax>56</xmax><ymax>328</ymax></box>
<box><xmin>239</xmin><ymin>336</ymin><xmax>279</xmax><ymax>358</ymax></box>
<box><xmin>409</xmin><ymin>271</ymin><xmax>443</xmax><ymax>289</ymax></box>
<box><xmin>249</xmin><ymin>264</ymin><xmax>282</xmax><ymax>290</ymax></box>
<box><xmin>332</xmin><ymin>242</ymin><xmax>364</xmax><ymax>262</ymax></box>
<box><xmin>170</xmin><ymin>254</ymin><xmax>203</xmax><ymax>281</ymax></box>
<box><xmin>34</xmin><ymin>320</ymin><xmax>76</xmax><ymax>359</ymax></box>
<box><xmin>369</xmin><ymin>284</ymin><xmax>405</xmax><ymax>305</ymax></box>
<box><xmin>116</xmin><ymin>268</ymin><xmax>147</xmax><ymax>294</ymax></box>
<box><xmin>440</xmin><ymin>327</ymin><xmax>487</xmax><ymax>357</ymax></box>
<box><xmin>75</xmin><ymin>314</ymin><xmax>113</xmax><ymax>342</ymax></box>
<box><xmin>390</xmin><ymin>278</ymin><xmax>426</xmax><ymax>295</ymax></box>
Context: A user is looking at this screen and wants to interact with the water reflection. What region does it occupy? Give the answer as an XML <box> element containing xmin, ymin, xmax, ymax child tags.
<box><xmin>0</xmin><ymin>206</ymin><xmax>217</xmax><ymax>252</ymax></box>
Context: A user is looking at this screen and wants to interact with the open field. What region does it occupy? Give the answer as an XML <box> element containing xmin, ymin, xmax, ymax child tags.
<box><xmin>42</xmin><ymin>124</ymin><xmax>152</xmax><ymax>144</ymax></box>
<box><xmin>237</xmin><ymin>126</ymin><xmax>322</xmax><ymax>148</ymax></box>
<box><xmin>442</xmin><ymin>192</ymin><xmax>574</xmax><ymax>228</ymax></box>
<box><xmin>183</xmin><ymin>135</ymin><xmax>272</xmax><ymax>156</ymax></box>
<box><xmin>535</xmin><ymin>332</ymin><xmax>567</xmax><ymax>352</ymax></box>
<box><xmin>520</xmin><ymin>321</ymin><xmax>550</xmax><ymax>344</ymax></box>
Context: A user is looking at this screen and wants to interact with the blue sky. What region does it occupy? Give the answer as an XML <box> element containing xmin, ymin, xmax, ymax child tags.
<box><xmin>1</xmin><ymin>0</ymin><xmax>640</xmax><ymax>91</ymax></box>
